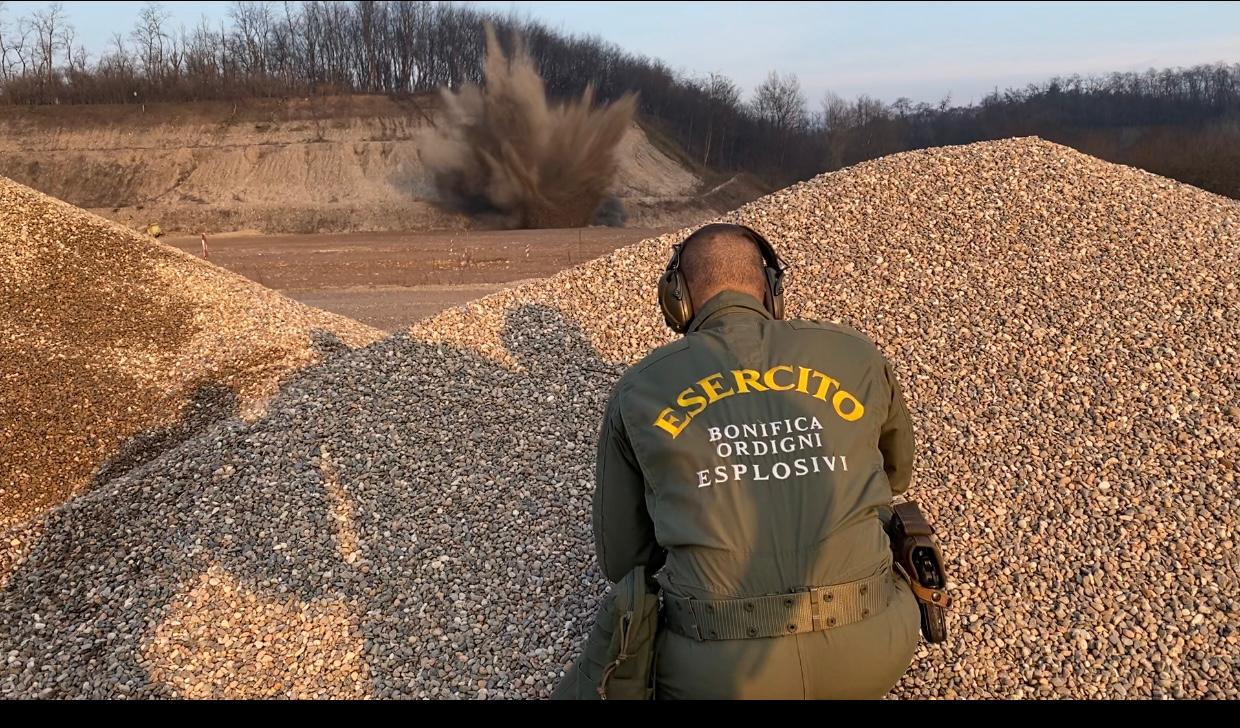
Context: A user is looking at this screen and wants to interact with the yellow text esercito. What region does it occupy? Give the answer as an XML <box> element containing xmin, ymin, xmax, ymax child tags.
<box><xmin>653</xmin><ymin>364</ymin><xmax>865</xmax><ymax>438</ymax></box>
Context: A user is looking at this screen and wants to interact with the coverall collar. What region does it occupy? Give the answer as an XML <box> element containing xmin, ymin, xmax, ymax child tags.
<box><xmin>687</xmin><ymin>290</ymin><xmax>773</xmax><ymax>333</ymax></box>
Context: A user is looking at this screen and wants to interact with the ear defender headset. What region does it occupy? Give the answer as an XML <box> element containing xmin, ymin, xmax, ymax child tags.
<box><xmin>657</xmin><ymin>223</ymin><xmax>788</xmax><ymax>334</ymax></box>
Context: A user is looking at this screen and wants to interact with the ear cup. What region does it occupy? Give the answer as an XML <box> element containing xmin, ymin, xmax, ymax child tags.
<box><xmin>765</xmin><ymin>266</ymin><xmax>786</xmax><ymax>320</ymax></box>
<box><xmin>658</xmin><ymin>227</ymin><xmax>787</xmax><ymax>332</ymax></box>
<box><xmin>658</xmin><ymin>266</ymin><xmax>693</xmax><ymax>333</ymax></box>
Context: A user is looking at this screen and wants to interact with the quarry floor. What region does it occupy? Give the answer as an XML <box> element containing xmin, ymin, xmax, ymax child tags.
<box><xmin>167</xmin><ymin>226</ymin><xmax>673</xmax><ymax>330</ymax></box>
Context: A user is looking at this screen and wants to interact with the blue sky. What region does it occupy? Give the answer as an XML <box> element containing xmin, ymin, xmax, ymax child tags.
<box><xmin>3</xmin><ymin>1</ymin><xmax>1236</xmax><ymax>104</ymax></box>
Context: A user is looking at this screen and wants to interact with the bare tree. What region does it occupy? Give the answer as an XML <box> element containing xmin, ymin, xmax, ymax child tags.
<box><xmin>0</xmin><ymin>2</ymin><xmax>12</xmax><ymax>81</ymax></box>
<box><xmin>69</xmin><ymin>43</ymin><xmax>87</xmax><ymax>73</ymax></box>
<box><xmin>58</xmin><ymin>15</ymin><xmax>76</xmax><ymax>71</ymax></box>
<box><xmin>700</xmin><ymin>72</ymin><xmax>740</xmax><ymax>166</ymax></box>
<box><xmin>753</xmin><ymin>71</ymin><xmax>808</xmax><ymax>132</ymax></box>
<box><xmin>752</xmin><ymin>71</ymin><xmax>808</xmax><ymax>168</ymax></box>
<box><xmin>131</xmin><ymin>3</ymin><xmax>170</xmax><ymax>86</ymax></box>
<box><xmin>852</xmin><ymin>94</ymin><xmax>886</xmax><ymax>126</ymax></box>
<box><xmin>30</xmin><ymin>2</ymin><xmax>69</xmax><ymax>96</ymax></box>
<box><xmin>109</xmin><ymin>32</ymin><xmax>131</xmax><ymax>71</ymax></box>
<box><xmin>230</xmin><ymin>1</ymin><xmax>274</xmax><ymax>84</ymax></box>
<box><xmin>821</xmin><ymin>91</ymin><xmax>851</xmax><ymax>133</ymax></box>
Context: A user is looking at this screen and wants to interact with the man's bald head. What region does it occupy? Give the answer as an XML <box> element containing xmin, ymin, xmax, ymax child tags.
<box><xmin>679</xmin><ymin>224</ymin><xmax>769</xmax><ymax>309</ymax></box>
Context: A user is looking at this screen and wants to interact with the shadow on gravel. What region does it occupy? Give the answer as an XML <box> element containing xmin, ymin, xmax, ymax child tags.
<box><xmin>92</xmin><ymin>383</ymin><xmax>240</xmax><ymax>486</ymax></box>
<box><xmin>0</xmin><ymin>307</ymin><xmax>619</xmax><ymax>699</ymax></box>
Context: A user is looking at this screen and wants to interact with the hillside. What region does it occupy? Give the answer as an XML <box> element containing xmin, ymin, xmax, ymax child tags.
<box><xmin>0</xmin><ymin>95</ymin><xmax>756</xmax><ymax>234</ymax></box>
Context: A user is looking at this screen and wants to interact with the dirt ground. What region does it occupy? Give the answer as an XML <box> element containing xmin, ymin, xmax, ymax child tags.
<box><xmin>166</xmin><ymin>226</ymin><xmax>674</xmax><ymax>330</ymax></box>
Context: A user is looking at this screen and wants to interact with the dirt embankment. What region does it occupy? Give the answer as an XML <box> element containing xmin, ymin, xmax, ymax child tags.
<box><xmin>0</xmin><ymin>95</ymin><xmax>750</xmax><ymax>234</ymax></box>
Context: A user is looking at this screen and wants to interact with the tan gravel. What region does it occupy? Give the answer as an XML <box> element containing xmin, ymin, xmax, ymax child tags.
<box><xmin>1</xmin><ymin>137</ymin><xmax>1236</xmax><ymax>699</ymax></box>
<box><xmin>0</xmin><ymin>176</ymin><xmax>383</xmax><ymax>529</ymax></box>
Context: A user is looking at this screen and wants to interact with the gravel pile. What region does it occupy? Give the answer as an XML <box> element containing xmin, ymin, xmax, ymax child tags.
<box><xmin>2</xmin><ymin>138</ymin><xmax>1237</xmax><ymax>698</ymax></box>
<box><xmin>0</xmin><ymin>176</ymin><xmax>382</xmax><ymax>530</ymax></box>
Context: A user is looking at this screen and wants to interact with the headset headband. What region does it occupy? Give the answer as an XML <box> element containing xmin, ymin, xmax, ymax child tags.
<box><xmin>658</xmin><ymin>224</ymin><xmax>788</xmax><ymax>333</ymax></box>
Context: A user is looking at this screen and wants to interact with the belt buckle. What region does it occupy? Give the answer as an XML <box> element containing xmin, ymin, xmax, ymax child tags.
<box><xmin>681</xmin><ymin>596</ymin><xmax>705</xmax><ymax>642</ymax></box>
<box><xmin>807</xmin><ymin>586</ymin><xmax>826</xmax><ymax>631</ymax></box>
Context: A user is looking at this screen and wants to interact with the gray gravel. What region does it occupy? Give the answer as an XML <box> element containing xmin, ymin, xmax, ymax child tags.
<box><xmin>2</xmin><ymin>138</ymin><xmax>1238</xmax><ymax>699</ymax></box>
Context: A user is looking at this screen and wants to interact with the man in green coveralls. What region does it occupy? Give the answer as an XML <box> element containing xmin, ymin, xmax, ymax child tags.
<box><xmin>591</xmin><ymin>223</ymin><xmax>921</xmax><ymax>699</ymax></box>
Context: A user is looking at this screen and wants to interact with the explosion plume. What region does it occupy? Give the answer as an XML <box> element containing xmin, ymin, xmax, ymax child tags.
<box><xmin>423</xmin><ymin>27</ymin><xmax>637</xmax><ymax>228</ymax></box>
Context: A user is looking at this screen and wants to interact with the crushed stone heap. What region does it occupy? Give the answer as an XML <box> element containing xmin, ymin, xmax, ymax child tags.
<box><xmin>1</xmin><ymin>176</ymin><xmax>382</xmax><ymax>531</ymax></box>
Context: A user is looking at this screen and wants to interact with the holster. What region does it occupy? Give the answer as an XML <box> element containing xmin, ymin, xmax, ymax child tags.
<box><xmin>551</xmin><ymin>565</ymin><xmax>660</xmax><ymax>700</ymax></box>
<box><xmin>887</xmin><ymin>501</ymin><xmax>952</xmax><ymax>643</ymax></box>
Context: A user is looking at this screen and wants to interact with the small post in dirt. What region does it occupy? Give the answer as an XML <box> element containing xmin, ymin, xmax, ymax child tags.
<box><xmin>200</xmin><ymin>233</ymin><xmax>210</xmax><ymax>259</ymax></box>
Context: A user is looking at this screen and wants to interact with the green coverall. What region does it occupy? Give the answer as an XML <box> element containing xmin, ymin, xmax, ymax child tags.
<box><xmin>592</xmin><ymin>291</ymin><xmax>921</xmax><ymax>699</ymax></box>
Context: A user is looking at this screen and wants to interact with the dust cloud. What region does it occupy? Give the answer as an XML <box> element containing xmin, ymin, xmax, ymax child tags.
<box><xmin>422</xmin><ymin>27</ymin><xmax>637</xmax><ymax>229</ymax></box>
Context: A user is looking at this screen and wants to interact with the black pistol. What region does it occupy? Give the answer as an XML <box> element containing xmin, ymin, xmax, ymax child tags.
<box><xmin>887</xmin><ymin>501</ymin><xmax>951</xmax><ymax>643</ymax></box>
